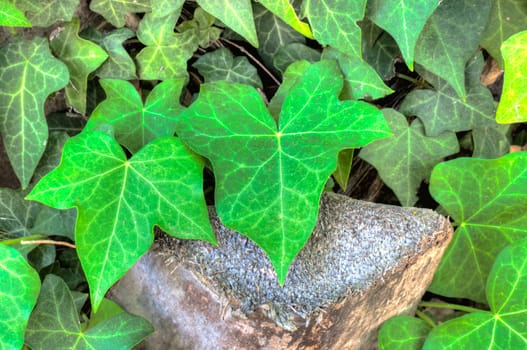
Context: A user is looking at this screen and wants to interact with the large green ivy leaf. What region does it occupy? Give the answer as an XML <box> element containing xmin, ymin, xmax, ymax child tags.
<box><xmin>89</xmin><ymin>0</ymin><xmax>150</xmax><ymax>27</ymax></box>
<box><xmin>86</xmin><ymin>79</ymin><xmax>185</xmax><ymax>153</ymax></box>
<box><xmin>0</xmin><ymin>1</ymin><xmax>31</xmax><ymax>27</ymax></box>
<box><xmin>136</xmin><ymin>12</ymin><xmax>196</xmax><ymax>80</ymax></box>
<box><xmin>428</xmin><ymin>151</ymin><xmax>527</xmax><ymax>302</ymax></box>
<box><xmin>366</xmin><ymin>0</ymin><xmax>438</xmax><ymax>70</ymax></box>
<box><xmin>26</xmin><ymin>130</ymin><xmax>215</xmax><ymax>310</ymax></box>
<box><xmin>378</xmin><ymin>315</ymin><xmax>432</xmax><ymax>350</ymax></box>
<box><xmin>400</xmin><ymin>53</ymin><xmax>496</xmax><ymax>136</ymax></box>
<box><xmin>0</xmin><ymin>244</ymin><xmax>40</xmax><ymax>350</ymax></box>
<box><xmin>25</xmin><ymin>274</ymin><xmax>153</xmax><ymax>349</ymax></box>
<box><xmin>414</xmin><ymin>0</ymin><xmax>491</xmax><ymax>99</ymax></box>
<box><xmin>480</xmin><ymin>0</ymin><xmax>527</xmax><ymax>67</ymax></box>
<box><xmin>258</xmin><ymin>0</ymin><xmax>313</xmax><ymax>38</ymax></box>
<box><xmin>193</xmin><ymin>48</ymin><xmax>262</xmax><ymax>88</ymax></box>
<box><xmin>360</xmin><ymin>109</ymin><xmax>458</xmax><ymax>207</ymax></box>
<box><xmin>197</xmin><ymin>0</ymin><xmax>258</xmax><ymax>47</ymax></box>
<box><xmin>496</xmin><ymin>30</ymin><xmax>527</xmax><ymax>124</ymax></box>
<box><xmin>176</xmin><ymin>60</ymin><xmax>390</xmax><ymax>283</ymax></box>
<box><xmin>50</xmin><ymin>19</ymin><xmax>108</xmax><ymax>114</ymax></box>
<box><xmin>424</xmin><ymin>239</ymin><xmax>527</xmax><ymax>349</ymax></box>
<box><xmin>0</xmin><ymin>37</ymin><xmax>69</xmax><ymax>189</ymax></box>
<box><xmin>304</xmin><ymin>0</ymin><xmax>366</xmax><ymax>59</ymax></box>
<box><xmin>15</xmin><ymin>0</ymin><xmax>78</xmax><ymax>27</ymax></box>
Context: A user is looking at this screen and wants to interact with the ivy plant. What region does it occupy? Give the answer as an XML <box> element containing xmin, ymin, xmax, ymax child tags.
<box><xmin>0</xmin><ymin>0</ymin><xmax>526</xmax><ymax>349</ymax></box>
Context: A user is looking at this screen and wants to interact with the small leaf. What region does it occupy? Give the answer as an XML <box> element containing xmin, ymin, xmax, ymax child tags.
<box><xmin>86</xmin><ymin>78</ymin><xmax>185</xmax><ymax>153</ymax></box>
<box><xmin>378</xmin><ymin>315</ymin><xmax>432</xmax><ymax>350</ymax></box>
<box><xmin>27</xmin><ymin>130</ymin><xmax>215</xmax><ymax>310</ymax></box>
<box><xmin>366</xmin><ymin>0</ymin><xmax>439</xmax><ymax>70</ymax></box>
<box><xmin>360</xmin><ymin>109</ymin><xmax>459</xmax><ymax>207</ymax></box>
<box><xmin>50</xmin><ymin>19</ymin><xmax>108</xmax><ymax>114</ymax></box>
<box><xmin>273</xmin><ymin>43</ymin><xmax>321</xmax><ymax>75</ymax></box>
<box><xmin>0</xmin><ymin>37</ymin><xmax>69</xmax><ymax>189</ymax></box>
<box><xmin>333</xmin><ymin>149</ymin><xmax>354</xmax><ymax>190</ymax></box>
<box><xmin>89</xmin><ymin>0</ymin><xmax>150</xmax><ymax>28</ymax></box>
<box><xmin>496</xmin><ymin>30</ymin><xmax>527</xmax><ymax>124</ymax></box>
<box><xmin>361</xmin><ymin>19</ymin><xmax>400</xmax><ymax>80</ymax></box>
<box><xmin>471</xmin><ymin>124</ymin><xmax>511</xmax><ymax>159</ymax></box>
<box><xmin>25</xmin><ymin>274</ymin><xmax>153</xmax><ymax>349</ymax></box>
<box><xmin>424</xmin><ymin>239</ymin><xmax>527</xmax><ymax>349</ymax></box>
<box><xmin>177</xmin><ymin>7</ymin><xmax>222</xmax><ymax>48</ymax></box>
<box><xmin>176</xmin><ymin>60</ymin><xmax>390</xmax><ymax>283</ymax></box>
<box><xmin>0</xmin><ymin>1</ymin><xmax>31</xmax><ymax>27</ymax></box>
<box><xmin>304</xmin><ymin>0</ymin><xmax>366</xmax><ymax>59</ymax></box>
<box><xmin>414</xmin><ymin>0</ymin><xmax>491</xmax><ymax>98</ymax></box>
<box><xmin>151</xmin><ymin>0</ymin><xmax>183</xmax><ymax>18</ymax></box>
<box><xmin>15</xmin><ymin>0</ymin><xmax>78</xmax><ymax>27</ymax></box>
<box><xmin>0</xmin><ymin>244</ymin><xmax>40</xmax><ymax>350</ymax></box>
<box><xmin>428</xmin><ymin>151</ymin><xmax>527</xmax><ymax>301</ymax></box>
<box><xmin>196</xmin><ymin>0</ymin><xmax>258</xmax><ymax>47</ymax></box>
<box><xmin>258</xmin><ymin>0</ymin><xmax>313</xmax><ymax>38</ymax></box>
<box><xmin>193</xmin><ymin>47</ymin><xmax>262</xmax><ymax>88</ymax></box>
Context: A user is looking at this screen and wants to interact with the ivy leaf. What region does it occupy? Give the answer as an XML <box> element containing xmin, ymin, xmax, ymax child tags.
<box><xmin>176</xmin><ymin>60</ymin><xmax>390</xmax><ymax>283</ymax></box>
<box><xmin>151</xmin><ymin>0</ymin><xmax>183</xmax><ymax>18</ymax></box>
<box><xmin>258</xmin><ymin>0</ymin><xmax>313</xmax><ymax>38</ymax></box>
<box><xmin>400</xmin><ymin>52</ymin><xmax>496</xmax><ymax>136</ymax></box>
<box><xmin>0</xmin><ymin>245</ymin><xmax>41</xmax><ymax>350</ymax></box>
<box><xmin>0</xmin><ymin>1</ymin><xmax>31</xmax><ymax>27</ymax></box>
<box><xmin>177</xmin><ymin>7</ymin><xmax>222</xmax><ymax>48</ymax></box>
<box><xmin>196</xmin><ymin>0</ymin><xmax>258</xmax><ymax>47</ymax></box>
<box><xmin>471</xmin><ymin>124</ymin><xmax>511</xmax><ymax>159</ymax></box>
<box><xmin>322</xmin><ymin>47</ymin><xmax>393</xmax><ymax>100</ymax></box>
<box><xmin>360</xmin><ymin>109</ymin><xmax>458</xmax><ymax>207</ymax></box>
<box><xmin>414</xmin><ymin>0</ymin><xmax>491</xmax><ymax>99</ymax></box>
<box><xmin>428</xmin><ymin>151</ymin><xmax>527</xmax><ymax>302</ymax></box>
<box><xmin>86</xmin><ymin>79</ymin><xmax>185</xmax><ymax>153</ymax></box>
<box><xmin>193</xmin><ymin>47</ymin><xmax>262</xmax><ymax>88</ymax></box>
<box><xmin>25</xmin><ymin>274</ymin><xmax>153</xmax><ymax>349</ymax></box>
<box><xmin>26</xmin><ymin>130</ymin><xmax>215</xmax><ymax>310</ymax></box>
<box><xmin>89</xmin><ymin>0</ymin><xmax>150</xmax><ymax>28</ymax></box>
<box><xmin>136</xmin><ymin>12</ymin><xmax>197</xmax><ymax>80</ymax></box>
<box><xmin>496</xmin><ymin>30</ymin><xmax>527</xmax><ymax>124</ymax></box>
<box><xmin>480</xmin><ymin>0</ymin><xmax>527</xmax><ymax>67</ymax></box>
<box><xmin>378</xmin><ymin>315</ymin><xmax>432</xmax><ymax>350</ymax></box>
<box><xmin>0</xmin><ymin>37</ymin><xmax>69</xmax><ymax>189</ymax></box>
<box><xmin>50</xmin><ymin>19</ymin><xmax>108</xmax><ymax>115</ymax></box>
<box><xmin>15</xmin><ymin>0</ymin><xmax>78</xmax><ymax>27</ymax></box>
<box><xmin>361</xmin><ymin>19</ymin><xmax>399</xmax><ymax>81</ymax></box>
<box><xmin>273</xmin><ymin>43</ymin><xmax>321</xmax><ymax>75</ymax></box>
<box><xmin>424</xmin><ymin>239</ymin><xmax>527</xmax><ymax>349</ymax></box>
<box><xmin>304</xmin><ymin>0</ymin><xmax>366</xmax><ymax>59</ymax></box>
<box><xmin>366</xmin><ymin>0</ymin><xmax>438</xmax><ymax>70</ymax></box>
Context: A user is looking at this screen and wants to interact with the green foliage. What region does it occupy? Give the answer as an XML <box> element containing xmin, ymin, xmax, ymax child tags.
<box><xmin>0</xmin><ymin>1</ymin><xmax>31</xmax><ymax>27</ymax></box>
<box><xmin>378</xmin><ymin>315</ymin><xmax>432</xmax><ymax>350</ymax></box>
<box><xmin>14</xmin><ymin>0</ymin><xmax>79</xmax><ymax>27</ymax></box>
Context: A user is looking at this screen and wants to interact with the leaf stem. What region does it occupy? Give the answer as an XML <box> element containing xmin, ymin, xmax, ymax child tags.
<box><xmin>20</xmin><ymin>239</ymin><xmax>76</xmax><ymax>249</ymax></box>
<box><xmin>415</xmin><ymin>309</ymin><xmax>436</xmax><ymax>328</ymax></box>
<box><xmin>395</xmin><ymin>73</ymin><xmax>422</xmax><ymax>85</ymax></box>
<box><xmin>1</xmin><ymin>234</ymin><xmax>47</xmax><ymax>246</ymax></box>
<box><xmin>419</xmin><ymin>301</ymin><xmax>483</xmax><ymax>314</ymax></box>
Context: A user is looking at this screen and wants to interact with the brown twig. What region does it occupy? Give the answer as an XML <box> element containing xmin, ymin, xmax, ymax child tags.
<box><xmin>20</xmin><ymin>239</ymin><xmax>76</xmax><ymax>249</ymax></box>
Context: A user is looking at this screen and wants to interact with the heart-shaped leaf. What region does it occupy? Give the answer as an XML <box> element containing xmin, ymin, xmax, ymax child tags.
<box><xmin>0</xmin><ymin>1</ymin><xmax>31</xmax><ymax>27</ymax></box>
<box><xmin>86</xmin><ymin>78</ymin><xmax>185</xmax><ymax>153</ymax></box>
<box><xmin>258</xmin><ymin>0</ymin><xmax>313</xmax><ymax>38</ymax></box>
<box><xmin>378</xmin><ymin>315</ymin><xmax>432</xmax><ymax>350</ymax></box>
<box><xmin>89</xmin><ymin>0</ymin><xmax>150</xmax><ymax>27</ymax></box>
<box><xmin>176</xmin><ymin>60</ymin><xmax>390</xmax><ymax>283</ymax></box>
<box><xmin>0</xmin><ymin>37</ymin><xmax>69</xmax><ymax>189</ymax></box>
<box><xmin>0</xmin><ymin>244</ymin><xmax>40</xmax><ymax>350</ymax></box>
<box><xmin>424</xmin><ymin>239</ymin><xmax>527</xmax><ymax>349</ymax></box>
<box><xmin>428</xmin><ymin>151</ymin><xmax>527</xmax><ymax>302</ymax></box>
<box><xmin>27</xmin><ymin>130</ymin><xmax>215</xmax><ymax>310</ymax></box>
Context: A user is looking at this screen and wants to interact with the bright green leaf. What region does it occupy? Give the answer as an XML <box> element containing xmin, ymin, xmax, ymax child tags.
<box><xmin>428</xmin><ymin>151</ymin><xmax>527</xmax><ymax>301</ymax></box>
<box><xmin>177</xmin><ymin>7</ymin><xmax>222</xmax><ymax>48</ymax></box>
<box><xmin>400</xmin><ymin>53</ymin><xmax>496</xmax><ymax>136</ymax></box>
<box><xmin>136</xmin><ymin>12</ymin><xmax>196</xmax><ymax>80</ymax></box>
<box><xmin>258</xmin><ymin>0</ymin><xmax>313</xmax><ymax>38</ymax></box>
<box><xmin>322</xmin><ymin>47</ymin><xmax>393</xmax><ymax>100</ymax></box>
<box><xmin>50</xmin><ymin>19</ymin><xmax>108</xmax><ymax>114</ymax></box>
<box><xmin>86</xmin><ymin>79</ymin><xmax>185</xmax><ymax>153</ymax></box>
<box><xmin>26</xmin><ymin>130</ymin><xmax>215</xmax><ymax>310</ymax></box>
<box><xmin>424</xmin><ymin>239</ymin><xmax>527</xmax><ymax>349</ymax></box>
<box><xmin>0</xmin><ymin>37</ymin><xmax>69</xmax><ymax>189</ymax></box>
<box><xmin>0</xmin><ymin>244</ymin><xmax>40</xmax><ymax>350</ymax></box>
<box><xmin>496</xmin><ymin>30</ymin><xmax>527</xmax><ymax>124</ymax></box>
<box><xmin>273</xmin><ymin>43</ymin><xmax>321</xmax><ymax>75</ymax></box>
<box><xmin>367</xmin><ymin>0</ymin><xmax>438</xmax><ymax>70</ymax></box>
<box><xmin>378</xmin><ymin>315</ymin><xmax>432</xmax><ymax>350</ymax></box>
<box><xmin>176</xmin><ymin>60</ymin><xmax>390</xmax><ymax>283</ymax></box>
<box><xmin>88</xmin><ymin>298</ymin><xmax>124</xmax><ymax>329</ymax></box>
<box><xmin>0</xmin><ymin>1</ymin><xmax>31</xmax><ymax>27</ymax></box>
<box><xmin>361</xmin><ymin>19</ymin><xmax>400</xmax><ymax>80</ymax></box>
<box><xmin>14</xmin><ymin>0</ymin><xmax>78</xmax><ymax>27</ymax></box>
<box><xmin>151</xmin><ymin>0</ymin><xmax>183</xmax><ymax>18</ymax></box>
<box><xmin>89</xmin><ymin>0</ymin><xmax>150</xmax><ymax>28</ymax></box>
<box><xmin>480</xmin><ymin>0</ymin><xmax>527</xmax><ymax>67</ymax></box>
<box><xmin>197</xmin><ymin>0</ymin><xmax>258</xmax><ymax>47</ymax></box>
<box><xmin>472</xmin><ymin>124</ymin><xmax>511</xmax><ymax>159</ymax></box>
<box><xmin>304</xmin><ymin>0</ymin><xmax>366</xmax><ymax>59</ymax></box>
<box><xmin>25</xmin><ymin>274</ymin><xmax>153</xmax><ymax>349</ymax></box>
<box><xmin>414</xmin><ymin>0</ymin><xmax>491</xmax><ymax>99</ymax></box>
<box><xmin>193</xmin><ymin>47</ymin><xmax>262</xmax><ymax>88</ymax></box>
<box><xmin>360</xmin><ymin>108</ymin><xmax>459</xmax><ymax>207</ymax></box>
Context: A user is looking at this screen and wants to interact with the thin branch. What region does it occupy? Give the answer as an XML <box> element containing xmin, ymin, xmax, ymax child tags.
<box><xmin>20</xmin><ymin>239</ymin><xmax>76</xmax><ymax>249</ymax></box>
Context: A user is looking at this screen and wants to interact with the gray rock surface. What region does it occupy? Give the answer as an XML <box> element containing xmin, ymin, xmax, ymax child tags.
<box><xmin>110</xmin><ymin>192</ymin><xmax>452</xmax><ymax>349</ymax></box>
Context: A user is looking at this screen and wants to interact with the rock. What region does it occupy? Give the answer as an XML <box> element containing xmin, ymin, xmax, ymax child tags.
<box><xmin>109</xmin><ymin>192</ymin><xmax>452</xmax><ymax>349</ymax></box>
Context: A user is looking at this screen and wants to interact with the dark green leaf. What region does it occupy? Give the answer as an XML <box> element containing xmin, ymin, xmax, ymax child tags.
<box><xmin>361</xmin><ymin>19</ymin><xmax>399</xmax><ymax>80</ymax></box>
<box><xmin>378</xmin><ymin>315</ymin><xmax>432</xmax><ymax>350</ymax></box>
<box><xmin>15</xmin><ymin>0</ymin><xmax>78</xmax><ymax>27</ymax></box>
<box><xmin>89</xmin><ymin>0</ymin><xmax>150</xmax><ymax>28</ymax></box>
<box><xmin>177</xmin><ymin>7</ymin><xmax>222</xmax><ymax>48</ymax></box>
<box><xmin>472</xmin><ymin>124</ymin><xmax>511</xmax><ymax>159</ymax></box>
<box><xmin>273</xmin><ymin>43</ymin><xmax>321</xmax><ymax>75</ymax></box>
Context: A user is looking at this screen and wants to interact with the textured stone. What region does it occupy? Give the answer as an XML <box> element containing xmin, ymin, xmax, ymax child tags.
<box><xmin>109</xmin><ymin>192</ymin><xmax>452</xmax><ymax>349</ymax></box>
